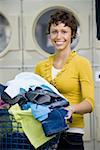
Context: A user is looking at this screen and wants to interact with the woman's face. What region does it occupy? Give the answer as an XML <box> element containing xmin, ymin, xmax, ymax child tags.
<box><xmin>50</xmin><ymin>23</ymin><xmax>72</xmax><ymax>51</ymax></box>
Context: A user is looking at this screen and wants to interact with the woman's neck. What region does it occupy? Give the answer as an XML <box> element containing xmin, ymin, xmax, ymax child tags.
<box><xmin>53</xmin><ymin>49</ymin><xmax>71</xmax><ymax>69</ymax></box>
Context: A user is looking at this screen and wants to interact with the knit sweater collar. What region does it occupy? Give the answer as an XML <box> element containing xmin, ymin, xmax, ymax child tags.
<box><xmin>44</xmin><ymin>51</ymin><xmax>77</xmax><ymax>83</ymax></box>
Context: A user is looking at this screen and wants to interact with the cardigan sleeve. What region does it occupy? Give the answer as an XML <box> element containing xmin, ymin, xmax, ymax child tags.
<box><xmin>35</xmin><ymin>63</ymin><xmax>40</xmax><ymax>75</ymax></box>
<box><xmin>35</xmin><ymin>62</ymin><xmax>43</xmax><ymax>76</ymax></box>
<box><xmin>78</xmin><ymin>58</ymin><xmax>95</xmax><ymax>111</ymax></box>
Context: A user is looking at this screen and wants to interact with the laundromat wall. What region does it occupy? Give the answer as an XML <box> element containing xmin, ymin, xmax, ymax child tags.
<box><xmin>0</xmin><ymin>0</ymin><xmax>100</xmax><ymax>150</ymax></box>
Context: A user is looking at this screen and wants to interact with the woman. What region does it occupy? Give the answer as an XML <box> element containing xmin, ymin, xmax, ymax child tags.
<box><xmin>35</xmin><ymin>10</ymin><xmax>94</xmax><ymax>150</ymax></box>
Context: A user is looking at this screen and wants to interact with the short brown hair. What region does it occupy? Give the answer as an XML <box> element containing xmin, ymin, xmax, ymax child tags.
<box><xmin>48</xmin><ymin>10</ymin><xmax>79</xmax><ymax>42</ymax></box>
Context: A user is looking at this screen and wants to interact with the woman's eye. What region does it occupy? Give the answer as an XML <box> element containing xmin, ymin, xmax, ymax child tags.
<box><xmin>51</xmin><ymin>30</ymin><xmax>57</xmax><ymax>34</ymax></box>
<box><xmin>62</xmin><ymin>30</ymin><xmax>67</xmax><ymax>34</ymax></box>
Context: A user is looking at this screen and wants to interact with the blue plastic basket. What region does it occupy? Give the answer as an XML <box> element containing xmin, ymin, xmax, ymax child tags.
<box><xmin>0</xmin><ymin>109</ymin><xmax>34</xmax><ymax>150</ymax></box>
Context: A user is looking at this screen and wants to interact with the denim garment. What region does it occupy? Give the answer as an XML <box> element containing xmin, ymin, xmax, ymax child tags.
<box><xmin>57</xmin><ymin>132</ymin><xmax>84</xmax><ymax>150</ymax></box>
<box><xmin>1</xmin><ymin>92</ymin><xmax>28</xmax><ymax>105</ymax></box>
<box><xmin>0</xmin><ymin>84</ymin><xmax>7</xmax><ymax>97</ymax></box>
<box><xmin>1</xmin><ymin>86</ymin><xmax>69</xmax><ymax>110</ymax></box>
<box><xmin>25</xmin><ymin>87</ymin><xmax>69</xmax><ymax>108</ymax></box>
<box><xmin>42</xmin><ymin>108</ymin><xmax>69</xmax><ymax>137</ymax></box>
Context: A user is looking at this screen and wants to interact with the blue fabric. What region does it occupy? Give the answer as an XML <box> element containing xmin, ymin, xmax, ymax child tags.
<box><xmin>42</xmin><ymin>108</ymin><xmax>69</xmax><ymax>137</ymax></box>
<box><xmin>30</xmin><ymin>84</ymin><xmax>53</xmax><ymax>92</ymax></box>
<box><xmin>0</xmin><ymin>84</ymin><xmax>7</xmax><ymax>96</ymax></box>
<box><xmin>22</xmin><ymin>102</ymin><xmax>51</xmax><ymax>121</ymax></box>
<box><xmin>20</xmin><ymin>88</ymin><xmax>26</xmax><ymax>94</ymax></box>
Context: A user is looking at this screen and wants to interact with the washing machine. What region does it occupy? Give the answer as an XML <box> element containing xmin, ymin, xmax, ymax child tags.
<box><xmin>0</xmin><ymin>0</ymin><xmax>22</xmax><ymax>83</ymax></box>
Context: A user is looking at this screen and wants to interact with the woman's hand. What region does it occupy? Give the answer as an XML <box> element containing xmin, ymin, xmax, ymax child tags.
<box><xmin>65</xmin><ymin>105</ymin><xmax>75</xmax><ymax>119</ymax></box>
<box><xmin>65</xmin><ymin>100</ymin><xmax>93</xmax><ymax>117</ymax></box>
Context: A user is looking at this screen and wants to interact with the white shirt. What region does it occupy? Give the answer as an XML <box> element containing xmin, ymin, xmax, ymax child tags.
<box><xmin>5</xmin><ymin>72</ymin><xmax>66</xmax><ymax>100</ymax></box>
<box><xmin>52</xmin><ymin>66</ymin><xmax>61</xmax><ymax>79</ymax></box>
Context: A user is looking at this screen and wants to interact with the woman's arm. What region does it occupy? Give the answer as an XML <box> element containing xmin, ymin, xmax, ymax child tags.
<box><xmin>71</xmin><ymin>99</ymin><xmax>92</xmax><ymax>114</ymax></box>
<box><xmin>66</xmin><ymin>57</ymin><xmax>95</xmax><ymax>118</ymax></box>
<box><xmin>65</xmin><ymin>100</ymin><xmax>92</xmax><ymax>119</ymax></box>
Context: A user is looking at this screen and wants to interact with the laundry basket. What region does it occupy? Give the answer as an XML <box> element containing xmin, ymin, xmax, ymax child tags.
<box><xmin>0</xmin><ymin>109</ymin><xmax>34</xmax><ymax>150</ymax></box>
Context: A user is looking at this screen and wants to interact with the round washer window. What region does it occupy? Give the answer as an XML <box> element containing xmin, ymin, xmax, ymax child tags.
<box><xmin>0</xmin><ymin>13</ymin><xmax>11</xmax><ymax>53</ymax></box>
<box><xmin>34</xmin><ymin>8</ymin><xmax>80</xmax><ymax>54</ymax></box>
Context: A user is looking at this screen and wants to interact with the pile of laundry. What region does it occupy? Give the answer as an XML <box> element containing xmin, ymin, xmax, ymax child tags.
<box><xmin>0</xmin><ymin>72</ymin><xmax>71</xmax><ymax>137</ymax></box>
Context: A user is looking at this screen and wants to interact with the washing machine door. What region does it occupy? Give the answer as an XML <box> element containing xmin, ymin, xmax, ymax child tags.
<box><xmin>0</xmin><ymin>0</ymin><xmax>22</xmax><ymax>84</ymax></box>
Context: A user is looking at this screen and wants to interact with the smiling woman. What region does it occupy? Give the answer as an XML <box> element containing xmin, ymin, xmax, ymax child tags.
<box><xmin>35</xmin><ymin>9</ymin><xmax>94</xmax><ymax>150</ymax></box>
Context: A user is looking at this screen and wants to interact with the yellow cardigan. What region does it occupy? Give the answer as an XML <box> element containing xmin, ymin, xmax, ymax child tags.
<box><xmin>35</xmin><ymin>51</ymin><xmax>94</xmax><ymax>128</ymax></box>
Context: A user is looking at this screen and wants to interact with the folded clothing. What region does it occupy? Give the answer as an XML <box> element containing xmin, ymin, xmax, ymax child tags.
<box><xmin>9</xmin><ymin>104</ymin><xmax>54</xmax><ymax>148</ymax></box>
<box><xmin>22</xmin><ymin>102</ymin><xmax>51</xmax><ymax>121</ymax></box>
<box><xmin>42</xmin><ymin>108</ymin><xmax>69</xmax><ymax>137</ymax></box>
<box><xmin>25</xmin><ymin>87</ymin><xmax>69</xmax><ymax>108</ymax></box>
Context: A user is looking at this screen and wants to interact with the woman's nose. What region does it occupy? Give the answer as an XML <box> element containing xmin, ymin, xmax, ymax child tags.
<box><xmin>56</xmin><ymin>32</ymin><xmax>62</xmax><ymax>39</ymax></box>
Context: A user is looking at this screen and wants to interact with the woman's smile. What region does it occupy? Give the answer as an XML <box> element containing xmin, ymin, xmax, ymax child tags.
<box><xmin>50</xmin><ymin>23</ymin><xmax>72</xmax><ymax>51</ymax></box>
